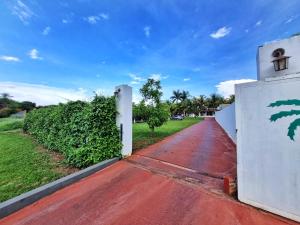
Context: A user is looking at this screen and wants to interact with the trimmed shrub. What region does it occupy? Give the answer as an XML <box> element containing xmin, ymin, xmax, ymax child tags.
<box><xmin>24</xmin><ymin>96</ymin><xmax>122</xmax><ymax>168</ymax></box>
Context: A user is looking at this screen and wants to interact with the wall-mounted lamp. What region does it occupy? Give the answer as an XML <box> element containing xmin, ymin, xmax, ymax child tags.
<box><xmin>271</xmin><ymin>48</ymin><xmax>290</xmax><ymax>71</ymax></box>
<box><xmin>114</xmin><ymin>88</ymin><xmax>121</xmax><ymax>96</ymax></box>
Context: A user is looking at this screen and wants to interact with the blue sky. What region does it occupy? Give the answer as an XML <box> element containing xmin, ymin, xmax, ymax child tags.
<box><xmin>0</xmin><ymin>0</ymin><xmax>300</xmax><ymax>105</ymax></box>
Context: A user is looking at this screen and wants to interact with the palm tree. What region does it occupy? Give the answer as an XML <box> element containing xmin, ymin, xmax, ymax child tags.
<box><xmin>207</xmin><ymin>93</ymin><xmax>224</xmax><ymax>108</ymax></box>
<box><xmin>269</xmin><ymin>99</ymin><xmax>300</xmax><ymax>141</ymax></box>
<box><xmin>180</xmin><ymin>91</ymin><xmax>190</xmax><ymax>116</ymax></box>
<box><xmin>197</xmin><ymin>95</ymin><xmax>206</xmax><ymax>106</ymax></box>
<box><xmin>180</xmin><ymin>90</ymin><xmax>190</xmax><ymax>101</ymax></box>
<box><xmin>193</xmin><ymin>95</ymin><xmax>207</xmax><ymax>116</ymax></box>
<box><xmin>170</xmin><ymin>90</ymin><xmax>182</xmax><ymax>103</ymax></box>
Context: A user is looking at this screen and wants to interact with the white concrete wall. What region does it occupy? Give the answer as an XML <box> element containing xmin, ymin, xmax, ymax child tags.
<box><xmin>115</xmin><ymin>85</ymin><xmax>132</xmax><ymax>157</ymax></box>
<box><xmin>236</xmin><ymin>76</ymin><xmax>300</xmax><ymax>222</ymax></box>
<box><xmin>257</xmin><ymin>35</ymin><xmax>300</xmax><ymax>81</ymax></box>
<box><xmin>215</xmin><ymin>103</ymin><xmax>236</xmax><ymax>143</ymax></box>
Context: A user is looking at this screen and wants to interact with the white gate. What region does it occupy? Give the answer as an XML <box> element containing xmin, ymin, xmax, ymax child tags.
<box><xmin>236</xmin><ymin>77</ymin><xmax>300</xmax><ymax>222</ymax></box>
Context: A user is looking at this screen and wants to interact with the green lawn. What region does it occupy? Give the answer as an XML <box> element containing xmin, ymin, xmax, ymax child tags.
<box><xmin>0</xmin><ymin>117</ymin><xmax>202</xmax><ymax>202</ymax></box>
<box><xmin>0</xmin><ymin>117</ymin><xmax>24</xmax><ymax>132</ymax></box>
<box><xmin>0</xmin><ymin>118</ymin><xmax>76</xmax><ymax>202</ymax></box>
<box><xmin>133</xmin><ymin>117</ymin><xmax>203</xmax><ymax>150</ymax></box>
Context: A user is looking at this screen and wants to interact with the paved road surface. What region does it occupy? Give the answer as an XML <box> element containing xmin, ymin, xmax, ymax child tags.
<box><xmin>0</xmin><ymin>118</ymin><xmax>298</xmax><ymax>225</ymax></box>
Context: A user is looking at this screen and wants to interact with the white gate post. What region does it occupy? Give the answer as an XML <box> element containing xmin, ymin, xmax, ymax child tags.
<box><xmin>115</xmin><ymin>85</ymin><xmax>132</xmax><ymax>157</ymax></box>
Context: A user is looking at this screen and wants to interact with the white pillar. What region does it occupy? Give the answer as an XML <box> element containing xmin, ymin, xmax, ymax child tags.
<box><xmin>115</xmin><ymin>85</ymin><xmax>132</xmax><ymax>157</ymax></box>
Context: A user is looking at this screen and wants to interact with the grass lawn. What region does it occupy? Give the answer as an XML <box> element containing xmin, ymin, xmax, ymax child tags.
<box><xmin>0</xmin><ymin>119</ymin><xmax>77</xmax><ymax>202</ymax></box>
<box><xmin>0</xmin><ymin>117</ymin><xmax>24</xmax><ymax>132</ymax></box>
<box><xmin>133</xmin><ymin>117</ymin><xmax>203</xmax><ymax>150</ymax></box>
<box><xmin>0</xmin><ymin>117</ymin><xmax>202</xmax><ymax>202</ymax></box>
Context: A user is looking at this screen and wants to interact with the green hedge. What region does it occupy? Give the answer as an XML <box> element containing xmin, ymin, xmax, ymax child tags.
<box><xmin>24</xmin><ymin>96</ymin><xmax>122</xmax><ymax>168</ymax></box>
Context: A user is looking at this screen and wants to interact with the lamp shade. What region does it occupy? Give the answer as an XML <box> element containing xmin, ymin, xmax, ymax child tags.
<box><xmin>271</xmin><ymin>48</ymin><xmax>290</xmax><ymax>71</ymax></box>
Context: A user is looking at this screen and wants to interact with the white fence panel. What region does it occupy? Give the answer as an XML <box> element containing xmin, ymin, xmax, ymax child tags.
<box><xmin>215</xmin><ymin>103</ymin><xmax>236</xmax><ymax>143</ymax></box>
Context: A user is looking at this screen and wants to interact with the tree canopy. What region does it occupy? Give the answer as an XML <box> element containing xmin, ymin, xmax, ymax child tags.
<box><xmin>139</xmin><ymin>79</ymin><xmax>169</xmax><ymax>132</ymax></box>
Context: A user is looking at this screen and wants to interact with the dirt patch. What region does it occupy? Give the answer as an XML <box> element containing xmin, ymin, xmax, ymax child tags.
<box><xmin>133</xmin><ymin>138</ymin><xmax>162</xmax><ymax>152</ymax></box>
<box><xmin>19</xmin><ymin>131</ymin><xmax>79</xmax><ymax>175</ymax></box>
<box><xmin>36</xmin><ymin>146</ymin><xmax>79</xmax><ymax>175</ymax></box>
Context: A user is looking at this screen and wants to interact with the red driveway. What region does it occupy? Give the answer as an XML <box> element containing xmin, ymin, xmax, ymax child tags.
<box><xmin>0</xmin><ymin>118</ymin><xmax>298</xmax><ymax>225</ymax></box>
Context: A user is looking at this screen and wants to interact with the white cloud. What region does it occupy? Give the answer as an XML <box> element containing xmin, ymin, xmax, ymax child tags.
<box><xmin>183</xmin><ymin>78</ymin><xmax>190</xmax><ymax>82</ymax></box>
<box><xmin>144</xmin><ymin>26</ymin><xmax>151</xmax><ymax>38</ymax></box>
<box><xmin>12</xmin><ymin>0</ymin><xmax>34</xmax><ymax>24</ymax></box>
<box><xmin>216</xmin><ymin>79</ymin><xmax>256</xmax><ymax>98</ymax></box>
<box><xmin>130</xmin><ymin>81</ymin><xmax>139</xmax><ymax>85</ymax></box>
<box><xmin>127</xmin><ymin>72</ymin><xmax>170</xmax><ymax>86</ymax></box>
<box><xmin>0</xmin><ymin>82</ymin><xmax>88</xmax><ymax>106</ymax></box>
<box><xmin>42</xmin><ymin>26</ymin><xmax>51</xmax><ymax>35</ymax></box>
<box><xmin>129</xmin><ymin>73</ymin><xmax>168</xmax><ymax>84</ymax></box>
<box><xmin>62</xmin><ymin>19</ymin><xmax>69</xmax><ymax>24</ymax></box>
<box><xmin>255</xmin><ymin>20</ymin><xmax>262</xmax><ymax>27</ymax></box>
<box><xmin>132</xmin><ymin>92</ymin><xmax>142</xmax><ymax>103</ymax></box>
<box><xmin>99</xmin><ymin>13</ymin><xmax>109</xmax><ymax>20</ymax></box>
<box><xmin>149</xmin><ymin>74</ymin><xmax>168</xmax><ymax>81</ymax></box>
<box><xmin>85</xmin><ymin>16</ymin><xmax>100</xmax><ymax>24</ymax></box>
<box><xmin>0</xmin><ymin>55</ymin><xmax>20</xmax><ymax>62</ymax></box>
<box><xmin>62</xmin><ymin>12</ymin><xmax>74</xmax><ymax>24</ymax></box>
<box><xmin>129</xmin><ymin>73</ymin><xmax>146</xmax><ymax>85</ymax></box>
<box><xmin>84</xmin><ymin>13</ymin><xmax>109</xmax><ymax>24</ymax></box>
<box><xmin>210</xmin><ymin>26</ymin><xmax>231</xmax><ymax>39</ymax></box>
<box><xmin>192</xmin><ymin>67</ymin><xmax>201</xmax><ymax>72</ymax></box>
<box><xmin>95</xmin><ymin>88</ymin><xmax>114</xmax><ymax>97</ymax></box>
<box><xmin>285</xmin><ymin>15</ymin><xmax>298</xmax><ymax>24</ymax></box>
<box><xmin>28</xmin><ymin>49</ymin><xmax>43</xmax><ymax>60</ymax></box>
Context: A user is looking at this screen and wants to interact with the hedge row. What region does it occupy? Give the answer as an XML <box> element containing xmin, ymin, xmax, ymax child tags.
<box><xmin>24</xmin><ymin>96</ymin><xmax>122</xmax><ymax>168</ymax></box>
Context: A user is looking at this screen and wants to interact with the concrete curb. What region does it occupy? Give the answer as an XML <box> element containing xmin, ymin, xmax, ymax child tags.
<box><xmin>0</xmin><ymin>157</ymin><xmax>119</xmax><ymax>219</ymax></box>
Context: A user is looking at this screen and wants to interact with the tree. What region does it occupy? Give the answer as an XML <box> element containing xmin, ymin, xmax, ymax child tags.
<box><xmin>206</xmin><ymin>93</ymin><xmax>224</xmax><ymax>108</ymax></box>
<box><xmin>169</xmin><ymin>90</ymin><xmax>192</xmax><ymax>116</ymax></box>
<box><xmin>170</xmin><ymin>90</ymin><xmax>182</xmax><ymax>103</ymax></box>
<box><xmin>133</xmin><ymin>101</ymin><xmax>148</xmax><ymax>122</ymax></box>
<box><xmin>169</xmin><ymin>102</ymin><xmax>181</xmax><ymax>116</ymax></box>
<box><xmin>20</xmin><ymin>101</ymin><xmax>36</xmax><ymax>111</ymax></box>
<box><xmin>146</xmin><ymin>103</ymin><xmax>170</xmax><ymax>132</ymax></box>
<box><xmin>191</xmin><ymin>95</ymin><xmax>207</xmax><ymax>116</ymax></box>
<box><xmin>140</xmin><ymin>79</ymin><xmax>169</xmax><ymax>132</ymax></box>
<box><xmin>140</xmin><ymin>79</ymin><xmax>162</xmax><ymax>105</ymax></box>
<box><xmin>0</xmin><ymin>93</ymin><xmax>11</xmax><ymax>109</ymax></box>
<box><xmin>0</xmin><ymin>93</ymin><xmax>19</xmax><ymax>114</ymax></box>
<box><xmin>225</xmin><ymin>95</ymin><xmax>235</xmax><ymax>104</ymax></box>
<box><xmin>1</xmin><ymin>93</ymin><xmax>12</xmax><ymax>99</ymax></box>
<box><xmin>180</xmin><ymin>90</ymin><xmax>190</xmax><ymax>101</ymax></box>
<box><xmin>0</xmin><ymin>93</ymin><xmax>37</xmax><ymax>117</ymax></box>
<box><xmin>180</xmin><ymin>91</ymin><xmax>190</xmax><ymax>116</ymax></box>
